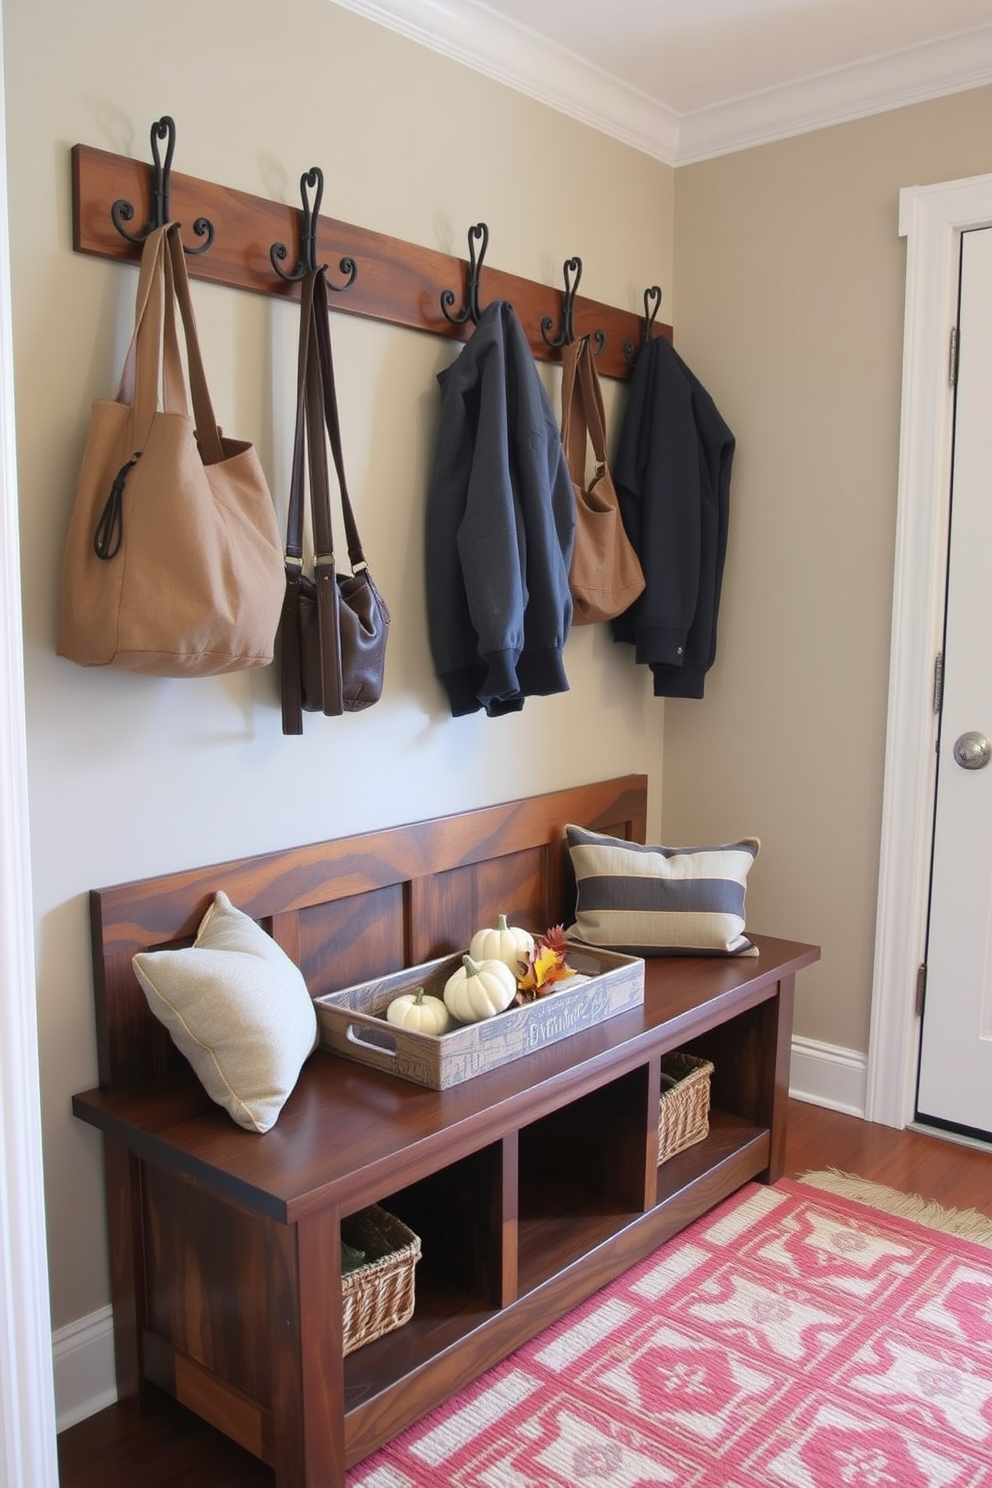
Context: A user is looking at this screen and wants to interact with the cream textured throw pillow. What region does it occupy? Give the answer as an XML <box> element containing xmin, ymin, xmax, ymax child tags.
<box><xmin>132</xmin><ymin>890</ymin><xmax>318</xmax><ymax>1133</ymax></box>
<box><xmin>565</xmin><ymin>825</ymin><xmax>760</xmax><ymax>957</ymax></box>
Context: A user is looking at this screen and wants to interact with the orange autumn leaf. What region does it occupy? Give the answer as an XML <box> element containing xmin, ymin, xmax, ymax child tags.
<box><xmin>517</xmin><ymin>944</ymin><xmax>575</xmax><ymax>996</ymax></box>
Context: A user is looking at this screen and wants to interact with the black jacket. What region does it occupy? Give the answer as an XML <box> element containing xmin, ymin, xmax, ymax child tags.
<box><xmin>612</xmin><ymin>337</ymin><xmax>735</xmax><ymax>699</ymax></box>
<box><xmin>425</xmin><ymin>301</ymin><xmax>575</xmax><ymax>716</ymax></box>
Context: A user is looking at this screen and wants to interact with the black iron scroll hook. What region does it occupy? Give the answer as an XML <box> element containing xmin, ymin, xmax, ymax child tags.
<box><xmin>110</xmin><ymin>116</ymin><xmax>214</xmax><ymax>255</ymax></box>
<box><xmin>441</xmin><ymin>222</ymin><xmax>489</xmax><ymax>326</ymax></box>
<box><xmin>623</xmin><ymin>285</ymin><xmax>662</xmax><ymax>366</ymax></box>
<box><xmin>541</xmin><ymin>256</ymin><xmax>581</xmax><ymax>348</ymax></box>
<box><xmin>269</xmin><ymin>167</ymin><xmax>357</xmax><ymax>290</ymax></box>
<box><xmin>541</xmin><ymin>256</ymin><xmax>606</xmax><ymax>354</ymax></box>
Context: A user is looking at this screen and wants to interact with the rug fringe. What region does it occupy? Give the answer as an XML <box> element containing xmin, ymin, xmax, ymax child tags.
<box><xmin>799</xmin><ymin>1168</ymin><xmax>992</xmax><ymax>1247</ymax></box>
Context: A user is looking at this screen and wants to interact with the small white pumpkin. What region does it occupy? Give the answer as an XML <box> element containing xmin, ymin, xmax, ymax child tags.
<box><xmin>469</xmin><ymin>914</ymin><xmax>535</xmax><ymax>972</ymax></box>
<box><xmin>443</xmin><ymin>954</ymin><xmax>517</xmax><ymax>1023</ymax></box>
<box><xmin>385</xmin><ymin>988</ymin><xmax>451</xmax><ymax>1036</ymax></box>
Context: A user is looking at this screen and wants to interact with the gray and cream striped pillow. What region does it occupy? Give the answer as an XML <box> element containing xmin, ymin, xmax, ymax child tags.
<box><xmin>565</xmin><ymin>825</ymin><xmax>760</xmax><ymax>957</ymax></box>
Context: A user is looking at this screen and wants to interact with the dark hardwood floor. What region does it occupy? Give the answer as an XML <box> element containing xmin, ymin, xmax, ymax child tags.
<box><xmin>57</xmin><ymin>1098</ymin><xmax>992</xmax><ymax>1487</ymax></box>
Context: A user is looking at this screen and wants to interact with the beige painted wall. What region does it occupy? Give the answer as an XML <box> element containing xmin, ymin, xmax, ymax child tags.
<box><xmin>668</xmin><ymin>87</ymin><xmax>992</xmax><ymax>1054</ymax></box>
<box><xmin>3</xmin><ymin>0</ymin><xmax>673</xmax><ymax>1331</ymax></box>
<box><xmin>13</xmin><ymin>0</ymin><xmax>992</xmax><ymax>1361</ymax></box>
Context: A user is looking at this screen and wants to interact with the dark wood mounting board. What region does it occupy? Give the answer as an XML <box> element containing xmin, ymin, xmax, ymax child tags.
<box><xmin>71</xmin><ymin>144</ymin><xmax>672</xmax><ymax>382</ymax></box>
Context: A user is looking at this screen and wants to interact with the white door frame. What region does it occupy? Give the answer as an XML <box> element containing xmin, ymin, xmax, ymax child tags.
<box><xmin>866</xmin><ymin>172</ymin><xmax>992</xmax><ymax>1128</ymax></box>
<box><xmin>0</xmin><ymin>21</ymin><xmax>60</xmax><ymax>1488</ymax></box>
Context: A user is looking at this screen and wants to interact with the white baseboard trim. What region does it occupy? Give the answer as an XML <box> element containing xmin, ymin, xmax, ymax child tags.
<box><xmin>789</xmin><ymin>1034</ymin><xmax>868</xmax><ymax>1118</ymax></box>
<box><xmin>53</xmin><ymin>1306</ymin><xmax>116</xmax><ymax>1434</ymax></box>
<box><xmin>53</xmin><ymin>1033</ymin><xmax>871</xmax><ymax>1432</ymax></box>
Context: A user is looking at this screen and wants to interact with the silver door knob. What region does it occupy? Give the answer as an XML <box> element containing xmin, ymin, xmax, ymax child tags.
<box><xmin>953</xmin><ymin>731</ymin><xmax>992</xmax><ymax>769</ymax></box>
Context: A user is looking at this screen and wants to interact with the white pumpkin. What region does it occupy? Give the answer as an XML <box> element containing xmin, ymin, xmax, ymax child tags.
<box><xmin>443</xmin><ymin>954</ymin><xmax>517</xmax><ymax>1023</ymax></box>
<box><xmin>469</xmin><ymin>914</ymin><xmax>535</xmax><ymax>972</ymax></box>
<box><xmin>385</xmin><ymin>988</ymin><xmax>451</xmax><ymax>1036</ymax></box>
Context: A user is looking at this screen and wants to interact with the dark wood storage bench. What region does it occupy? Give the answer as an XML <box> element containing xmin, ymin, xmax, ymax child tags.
<box><xmin>72</xmin><ymin>774</ymin><xmax>819</xmax><ymax>1488</ymax></box>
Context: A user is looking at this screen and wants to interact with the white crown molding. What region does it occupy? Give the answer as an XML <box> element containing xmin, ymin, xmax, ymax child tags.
<box><xmin>329</xmin><ymin>0</ymin><xmax>992</xmax><ymax>165</ymax></box>
<box><xmin>328</xmin><ymin>0</ymin><xmax>681</xmax><ymax>162</ymax></box>
<box><xmin>678</xmin><ymin>28</ymin><xmax>992</xmax><ymax>165</ymax></box>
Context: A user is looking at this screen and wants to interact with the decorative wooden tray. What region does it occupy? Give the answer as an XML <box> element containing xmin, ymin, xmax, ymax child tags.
<box><xmin>315</xmin><ymin>945</ymin><xmax>645</xmax><ymax>1089</ymax></box>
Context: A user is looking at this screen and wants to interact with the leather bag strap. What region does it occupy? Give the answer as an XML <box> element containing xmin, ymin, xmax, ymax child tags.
<box><xmin>284</xmin><ymin>273</ymin><xmax>317</xmax><ymax>565</ymax></box>
<box><xmin>304</xmin><ymin>275</ymin><xmax>344</xmax><ymax>717</ymax></box>
<box><xmin>283</xmin><ymin>266</ymin><xmax>372</xmax><ymax>722</ymax></box>
<box><xmin>310</xmin><ymin>267</ymin><xmax>368</xmax><ymax>571</ymax></box>
<box><xmin>281</xmin><ymin>273</ymin><xmax>318</xmax><ymax>734</ymax></box>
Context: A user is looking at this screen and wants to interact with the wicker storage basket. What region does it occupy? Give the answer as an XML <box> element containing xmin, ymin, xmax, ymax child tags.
<box><xmin>340</xmin><ymin>1205</ymin><xmax>421</xmax><ymax>1356</ymax></box>
<box><xmin>658</xmin><ymin>1052</ymin><xmax>714</xmax><ymax>1164</ymax></box>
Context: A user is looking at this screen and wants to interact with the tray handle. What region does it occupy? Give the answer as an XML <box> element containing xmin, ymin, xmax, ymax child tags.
<box><xmin>344</xmin><ymin>1021</ymin><xmax>399</xmax><ymax>1067</ymax></box>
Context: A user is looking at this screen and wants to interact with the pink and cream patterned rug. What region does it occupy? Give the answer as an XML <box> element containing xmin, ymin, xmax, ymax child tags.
<box><xmin>348</xmin><ymin>1178</ymin><xmax>992</xmax><ymax>1487</ymax></box>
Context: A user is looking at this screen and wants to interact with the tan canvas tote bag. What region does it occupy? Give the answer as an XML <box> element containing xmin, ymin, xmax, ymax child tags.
<box><xmin>57</xmin><ymin>223</ymin><xmax>284</xmax><ymax>675</ymax></box>
<box><xmin>560</xmin><ymin>334</ymin><xmax>645</xmax><ymax>625</ymax></box>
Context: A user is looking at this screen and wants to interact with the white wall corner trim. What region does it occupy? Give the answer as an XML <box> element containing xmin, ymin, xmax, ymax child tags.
<box><xmin>789</xmin><ymin>1036</ymin><xmax>867</xmax><ymax>1119</ymax></box>
<box><xmin>326</xmin><ymin>1</ymin><xmax>992</xmax><ymax>165</ymax></box>
<box><xmin>866</xmin><ymin>171</ymin><xmax>992</xmax><ymax>1130</ymax></box>
<box><xmin>0</xmin><ymin>28</ymin><xmax>60</xmax><ymax>1486</ymax></box>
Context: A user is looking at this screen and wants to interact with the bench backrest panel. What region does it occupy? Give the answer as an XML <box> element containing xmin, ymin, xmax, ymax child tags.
<box><xmin>89</xmin><ymin>775</ymin><xmax>648</xmax><ymax>1093</ymax></box>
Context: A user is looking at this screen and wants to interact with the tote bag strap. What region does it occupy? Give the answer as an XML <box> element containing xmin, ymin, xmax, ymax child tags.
<box><xmin>559</xmin><ymin>337</ymin><xmax>590</xmax><ymax>490</ymax></box>
<box><xmin>575</xmin><ymin>335</ymin><xmax>610</xmax><ymax>471</ymax></box>
<box><xmin>162</xmin><ymin>226</ymin><xmax>225</xmax><ymax>465</ymax></box>
<box><xmin>115</xmin><ymin>226</ymin><xmax>170</xmax><ymax>443</ymax></box>
<box><xmin>113</xmin><ymin>224</ymin><xmax>219</xmax><ymax>457</ymax></box>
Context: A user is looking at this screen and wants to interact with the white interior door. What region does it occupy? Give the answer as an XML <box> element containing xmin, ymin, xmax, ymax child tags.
<box><xmin>916</xmin><ymin>224</ymin><xmax>992</xmax><ymax>1138</ymax></box>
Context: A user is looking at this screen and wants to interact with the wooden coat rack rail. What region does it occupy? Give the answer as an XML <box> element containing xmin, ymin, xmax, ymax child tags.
<box><xmin>71</xmin><ymin>142</ymin><xmax>671</xmax><ymax>382</ymax></box>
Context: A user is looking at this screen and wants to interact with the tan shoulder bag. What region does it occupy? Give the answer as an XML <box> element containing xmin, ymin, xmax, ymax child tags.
<box><xmin>57</xmin><ymin>223</ymin><xmax>285</xmax><ymax>675</ymax></box>
<box><xmin>560</xmin><ymin>335</ymin><xmax>645</xmax><ymax>625</ymax></box>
